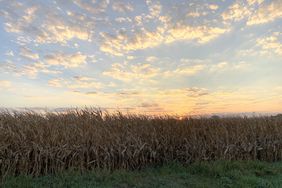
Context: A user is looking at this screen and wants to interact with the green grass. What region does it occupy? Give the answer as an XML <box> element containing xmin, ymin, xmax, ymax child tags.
<box><xmin>2</xmin><ymin>160</ymin><xmax>282</xmax><ymax>188</ymax></box>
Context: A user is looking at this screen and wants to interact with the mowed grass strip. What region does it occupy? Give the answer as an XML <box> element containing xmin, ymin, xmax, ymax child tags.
<box><xmin>3</xmin><ymin>160</ymin><xmax>282</xmax><ymax>188</ymax></box>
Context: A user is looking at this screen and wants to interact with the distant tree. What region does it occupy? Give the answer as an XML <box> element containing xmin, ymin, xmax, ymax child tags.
<box><xmin>211</xmin><ymin>115</ymin><xmax>220</xmax><ymax>119</ymax></box>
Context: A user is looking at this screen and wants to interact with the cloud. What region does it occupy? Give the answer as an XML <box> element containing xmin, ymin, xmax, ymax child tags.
<box><xmin>48</xmin><ymin>78</ymin><xmax>63</xmax><ymax>88</ymax></box>
<box><xmin>134</xmin><ymin>15</ymin><xmax>143</xmax><ymax>26</ymax></box>
<box><xmin>126</xmin><ymin>56</ymin><xmax>135</xmax><ymax>60</ymax></box>
<box><xmin>44</xmin><ymin>52</ymin><xmax>87</xmax><ymax>68</ymax></box>
<box><xmin>112</xmin><ymin>1</ymin><xmax>134</xmax><ymax>12</ymax></box>
<box><xmin>162</xmin><ymin>59</ymin><xmax>251</xmax><ymax>78</ymax></box>
<box><xmin>1</xmin><ymin>2</ymin><xmax>92</xmax><ymax>44</ymax></box>
<box><xmin>0</xmin><ymin>61</ymin><xmax>17</xmax><ymax>74</ymax></box>
<box><xmin>139</xmin><ymin>102</ymin><xmax>159</xmax><ymax>108</ymax></box>
<box><xmin>209</xmin><ymin>61</ymin><xmax>250</xmax><ymax>72</ymax></box>
<box><xmin>35</xmin><ymin>15</ymin><xmax>91</xmax><ymax>44</ymax></box>
<box><xmin>0</xmin><ymin>61</ymin><xmax>61</xmax><ymax>79</ymax></box>
<box><xmin>198</xmin><ymin>87</ymin><xmax>282</xmax><ymax>114</ymax></box>
<box><xmin>130</xmin><ymin>87</ymin><xmax>210</xmax><ymax>114</ymax></box>
<box><xmin>146</xmin><ymin>0</ymin><xmax>162</xmax><ymax>18</ymax></box>
<box><xmin>115</xmin><ymin>17</ymin><xmax>132</xmax><ymax>23</ymax></box>
<box><xmin>5</xmin><ymin>51</ymin><xmax>14</xmax><ymax>57</ymax></box>
<box><xmin>0</xmin><ymin>80</ymin><xmax>11</xmax><ymax>88</ymax></box>
<box><xmin>164</xmin><ymin>64</ymin><xmax>206</xmax><ymax>77</ymax></box>
<box><xmin>2</xmin><ymin>1</ymin><xmax>228</xmax><ymax>57</ymax></box>
<box><xmin>222</xmin><ymin>1</ymin><xmax>252</xmax><ymax>22</ymax></box>
<box><xmin>103</xmin><ymin>63</ymin><xmax>160</xmax><ymax>82</ymax></box>
<box><xmin>80</xmin><ymin>59</ymin><xmax>247</xmax><ymax>89</ymax></box>
<box><xmin>77</xmin><ymin>87</ymin><xmax>211</xmax><ymax>115</ymax></box>
<box><xmin>166</xmin><ymin>25</ymin><xmax>228</xmax><ymax>44</ymax></box>
<box><xmin>222</xmin><ymin>0</ymin><xmax>281</xmax><ymax>26</ymax></box>
<box><xmin>3</xmin><ymin>5</ymin><xmax>38</xmax><ymax>33</ymax></box>
<box><xmin>247</xmin><ymin>0</ymin><xmax>264</xmax><ymax>6</ymax></box>
<box><xmin>100</xmin><ymin>25</ymin><xmax>229</xmax><ymax>55</ymax></box>
<box><xmin>236</xmin><ymin>48</ymin><xmax>258</xmax><ymax>57</ymax></box>
<box><xmin>146</xmin><ymin>56</ymin><xmax>158</xmax><ymax>62</ymax></box>
<box><xmin>256</xmin><ymin>32</ymin><xmax>282</xmax><ymax>56</ymax></box>
<box><xmin>186</xmin><ymin>12</ymin><xmax>205</xmax><ymax>18</ymax></box>
<box><xmin>48</xmin><ymin>76</ymin><xmax>103</xmax><ymax>89</ymax></box>
<box><xmin>103</xmin><ymin>58</ymin><xmax>250</xmax><ymax>84</ymax></box>
<box><xmin>185</xmin><ymin>3</ymin><xmax>211</xmax><ymax>18</ymax></box>
<box><xmin>209</xmin><ymin>4</ymin><xmax>219</xmax><ymax>10</ymax></box>
<box><xmin>247</xmin><ymin>1</ymin><xmax>282</xmax><ymax>25</ymax></box>
<box><xmin>116</xmin><ymin>90</ymin><xmax>141</xmax><ymax>97</ymax></box>
<box><xmin>18</xmin><ymin>62</ymin><xmax>61</xmax><ymax>79</ymax></box>
<box><xmin>186</xmin><ymin>88</ymin><xmax>209</xmax><ymax>97</ymax></box>
<box><xmin>99</xmin><ymin>28</ymin><xmax>164</xmax><ymax>56</ymax></box>
<box><xmin>19</xmin><ymin>47</ymin><xmax>39</xmax><ymax>60</ymax></box>
<box><xmin>73</xmin><ymin>0</ymin><xmax>109</xmax><ymax>14</ymax></box>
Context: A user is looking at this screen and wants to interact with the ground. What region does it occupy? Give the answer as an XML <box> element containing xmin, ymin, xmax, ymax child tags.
<box><xmin>2</xmin><ymin>160</ymin><xmax>282</xmax><ymax>188</ymax></box>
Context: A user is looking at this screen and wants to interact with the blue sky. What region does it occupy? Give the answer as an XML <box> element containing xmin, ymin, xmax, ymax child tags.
<box><xmin>0</xmin><ymin>0</ymin><xmax>281</xmax><ymax>115</ymax></box>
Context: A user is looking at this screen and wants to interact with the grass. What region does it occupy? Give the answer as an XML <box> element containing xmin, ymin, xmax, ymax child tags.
<box><xmin>2</xmin><ymin>160</ymin><xmax>282</xmax><ymax>188</ymax></box>
<box><xmin>0</xmin><ymin>109</ymin><xmax>282</xmax><ymax>177</ymax></box>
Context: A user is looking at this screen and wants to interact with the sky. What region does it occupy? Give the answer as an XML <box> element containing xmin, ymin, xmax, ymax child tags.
<box><xmin>0</xmin><ymin>0</ymin><xmax>281</xmax><ymax>115</ymax></box>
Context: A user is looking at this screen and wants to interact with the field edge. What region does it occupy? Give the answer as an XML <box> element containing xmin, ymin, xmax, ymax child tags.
<box><xmin>2</xmin><ymin>160</ymin><xmax>282</xmax><ymax>188</ymax></box>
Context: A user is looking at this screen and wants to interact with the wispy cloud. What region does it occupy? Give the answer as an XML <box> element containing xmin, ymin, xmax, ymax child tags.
<box><xmin>103</xmin><ymin>63</ymin><xmax>160</xmax><ymax>82</ymax></box>
<box><xmin>1</xmin><ymin>2</ymin><xmax>92</xmax><ymax>44</ymax></box>
<box><xmin>19</xmin><ymin>47</ymin><xmax>39</xmax><ymax>60</ymax></box>
<box><xmin>247</xmin><ymin>1</ymin><xmax>282</xmax><ymax>25</ymax></box>
<box><xmin>73</xmin><ymin>0</ymin><xmax>109</xmax><ymax>14</ymax></box>
<box><xmin>48</xmin><ymin>76</ymin><xmax>103</xmax><ymax>90</ymax></box>
<box><xmin>222</xmin><ymin>0</ymin><xmax>281</xmax><ymax>26</ymax></box>
<box><xmin>256</xmin><ymin>32</ymin><xmax>282</xmax><ymax>56</ymax></box>
<box><xmin>0</xmin><ymin>61</ymin><xmax>61</xmax><ymax>79</ymax></box>
<box><xmin>164</xmin><ymin>64</ymin><xmax>206</xmax><ymax>77</ymax></box>
<box><xmin>3</xmin><ymin>5</ymin><xmax>38</xmax><ymax>33</ymax></box>
<box><xmin>222</xmin><ymin>1</ymin><xmax>253</xmax><ymax>22</ymax></box>
<box><xmin>0</xmin><ymin>80</ymin><xmax>11</xmax><ymax>88</ymax></box>
<box><xmin>44</xmin><ymin>52</ymin><xmax>87</xmax><ymax>68</ymax></box>
<box><xmin>100</xmin><ymin>25</ymin><xmax>229</xmax><ymax>56</ymax></box>
<box><xmin>112</xmin><ymin>1</ymin><xmax>134</xmax><ymax>13</ymax></box>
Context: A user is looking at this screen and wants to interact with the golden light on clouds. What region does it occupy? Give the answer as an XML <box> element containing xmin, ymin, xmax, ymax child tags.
<box><xmin>0</xmin><ymin>0</ymin><xmax>281</xmax><ymax>115</ymax></box>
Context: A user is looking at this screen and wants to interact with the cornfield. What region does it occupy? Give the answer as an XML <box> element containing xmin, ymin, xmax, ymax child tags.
<box><xmin>0</xmin><ymin>109</ymin><xmax>282</xmax><ymax>178</ymax></box>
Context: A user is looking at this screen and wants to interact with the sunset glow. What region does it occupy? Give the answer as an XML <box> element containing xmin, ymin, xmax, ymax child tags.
<box><xmin>0</xmin><ymin>0</ymin><xmax>281</xmax><ymax>115</ymax></box>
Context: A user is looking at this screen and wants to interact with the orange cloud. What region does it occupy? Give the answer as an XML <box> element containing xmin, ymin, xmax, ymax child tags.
<box><xmin>100</xmin><ymin>25</ymin><xmax>229</xmax><ymax>56</ymax></box>
<box><xmin>247</xmin><ymin>1</ymin><xmax>282</xmax><ymax>25</ymax></box>
<box><xmin>45</xmin><ymin>52</ymin><xmax>87</xmax><ymax>68</ymax></box>
<box><xmin>256</xmin><ymin>32</ymin><xmax>282</xmax><ymax>56</ymax></box>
